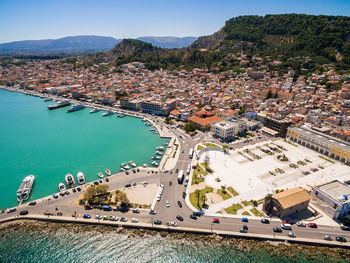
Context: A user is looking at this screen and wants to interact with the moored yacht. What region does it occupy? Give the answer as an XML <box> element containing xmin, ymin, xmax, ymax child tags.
<box><xmin>77</xmin><ymin>172</ymin><xmax>85</xmax><ymax>185</ymax></box>
<box><xmin>151</xmin><ymin>161</ymin><xmax>159</xmax><ymax>166</ymax></box>
<box><xmin>128</xmin><ymin>161</ymin><xmax>137</xmax><ymax>168</ymax></box>
<box><xmin>105</xmin><ymin>169</ymin><xmax>111</xmax><ymax>176</ymax></box>
<box><xmin>143</xmin><ymin>164</ymin><xmax>148</xmax><ymax>168</ymax></box>
<box><xmin>98</xmin><ymin>172</ymin><xmax>104</xmax><ymax>178</ymax></box>
<box><xmin>120</xmin><ymin>163</ymin><xmax>130</xmax><ymax>170</ymax></box>
<box><xmin>156</xmin><ymin>146</ymin><xmax>164</xmax><ymax>150</ymax></box>
<box><xmin>48</xmin><ymin>100</ymin><xmax>71</xmax><ymax>110</ymax></box>
<box><xmin>67</xmin><ymin>104</ymin><xmax>85</xmax><ymax>112</ymax></box>
<box><xmin>17</xmin><ymin>175</ymin><xmax>35</xmax><ymax>202</ymax></box>
<box><xmin>58</xmin><ymin>183</ymin><xmax>66</xmax><ymax>192</ymax></box>
<box><xmin>102</xmin><ymin>111</ymin><xmax>114</xmax><ymax>117</ymax></box>
<box><xmin>89</xmin><ymin>108</ymin><xmax>100</xmax><ymax>113</ymax></box>
<box><xmin>65</xmin><ymin>173</ymin><xmax>76</xmax><ymax>188</ymax></box>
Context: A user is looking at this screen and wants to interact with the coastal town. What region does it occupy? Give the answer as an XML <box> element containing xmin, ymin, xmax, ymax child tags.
<box><xmin>1</xmin><ymin>52</ymin><xmax>350</xmax><ymax>249</ymax></box>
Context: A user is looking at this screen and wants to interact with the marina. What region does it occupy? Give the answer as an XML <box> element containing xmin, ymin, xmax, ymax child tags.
<box><xmin>0</xmin><ymin>88</ymin><xmax>169</xmax><ymax>208</ymax></box>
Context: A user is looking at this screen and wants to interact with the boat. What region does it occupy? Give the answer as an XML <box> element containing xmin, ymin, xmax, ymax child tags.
<box><xmin>163</xmin><ymin>143</ymin><xmax>168</xmax><ymax>146</ymax></box>
<box><xmin>119</xmin><ymin>113</ymin><xmax>126</xmax><ymax>118</ymax></box>
<box><xmin>43</xmin><ymin>98</ymin><xmax>52</xmax><ymax>102</ymax></box>
<box><xmin>17</xmin><ymin>175</ymin><xmax>35</xmax><ymax>202</ymax></box>
<box><xmin>65</xmin><ymin>173</ymin><xmax>76</xmax><ymax>188</ymax></box>
<box><xmin>98</xmin><ymin>172</ymin><xmax>104</xmax><ymax>178</ymax></box>
<box><xmin>105</xmin><ymin>169</ymin><xmax>111</xmax><ymax>176</ymax></box>
<box><xmin>77</xmin><ymin>172</ymin><xmax>85</xmax><ymax>185</ymax></box>
<box><xmin>89</xmin><ymin>108</ymin><xmax>100</xmax><ymax>113</ymax></box>
<box><xmin>156</xmin><ymin>146</ymin><xmax>164</xmax><ymax>150</ymax></box>
<box><xmin>143</xmin><ymin>164</ymin><xmax>148</xmax><ymax>168</ymax></box>
<box><xmin>155</xmin><ymin>156</ymin><xmax>161</xmax><ymax>159</ymax></box>
<box><xmin>102</xmin><ymin>111</ymin><xmax>114</xmax><ymax>117</ymax></box>
<box><xmin>120</xmin><ymin>163</ymin><xmax>130</xmax><ymax>169</ymax></box>
<box><xmin>67</xmin><ymin>104</ymin><xmax>85</xmax><ymax>113</ymax></box>
<box><xmin>128</xmin><ymin>161</ymin><xmax>137</xmax><ymax>167</ymax></box>
<box><xmin>155</xmin><ymin>151</ymin><xmax>162</xmax><ymax>155</ymax></box>
<box><xmin>58</xmin><ymin>183</ymin><xmax>66</xmax><ymax>192</ymax></box>
<box><xmin>151</xmin><ymin>161</ymin><xmax>159</xmax><ymax>166</ymax></box>
<box><xmin>47</xmin><ymin>100</ymin><xmax>71</xmax><ymax>110</ymax></box>
<box><xmin>120</xmin><ymin>167</ymin><xmax>126</xmax><ymax>172</ymax></box>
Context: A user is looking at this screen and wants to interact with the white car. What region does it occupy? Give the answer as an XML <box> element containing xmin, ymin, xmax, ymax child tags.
<box><xmin>170</xmin><ymin>221</ymin><xmax>178</xmax><ymax>227</ymax></box>
<box><xmin>296</xmin><ymin>221</ymin><xmax>306</xmax><ymax>227</ymax></box>
<box><xmin>131</xmin><ymin>218</ymin><xmax>139</xmax><ymax>223</ymax></box>
<box><xmin>160</xmin><ymin>184</ymin><xmax>164</xmax><ymax>189</ymax></box>
<box><xmin>288</xmin><ymin>232</ymin><xmax>296</xmax><ymax>238</ymax></box>
<box><xmin>157</xmin><ymin>196</ymin><xmax>161</xmax><ymax>201</ymax></box>
<box><xmin>95</xmin><ymin>214</ymin><xmax>102</xmax><ymax>220</ymax></box>
<box><xmin>323</xmin><ymin>235</ymin><xmax>332</xmax><ymax>241</ymax></box>
<box><xmin>142</xmin><ymin>181</ymin><xmax>148</xmax><ymax>185</ymax></box>
<box><xmin>166</xmin><ymin>200</ymin><xmax>170</xmax><ymax>207</ymax></box>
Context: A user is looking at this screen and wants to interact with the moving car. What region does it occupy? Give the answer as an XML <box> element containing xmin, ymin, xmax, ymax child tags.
<box><xmin>19</xmin><ymin>210</ymin><xmax>28</xmax><ymax>216</ymax></box>
<box><xmin>240</xmin><ymin>228</ymin><xmax>247</xmax><ymax>233</ymax></box>
<box><xmin>193</xmin><ymin>211</ymin><xmax>202</xmax><ymax>217</ymax></box>
<box><xmin>212</xmin><ymin>218</ymin><xmax>220</xmax><ymax>223</ymax></box>
<box><xmin>190</xmin><ymin>214</ymin><xmax>197</xmax><ymax>220</ymax></box>
<box><xmin>283</xmin><ymin>219</ymin><xmax>292</xmax><ymax>224</ymax></box>
<box><xmin>261</xmin><ymin>218</ymin><xmax>270</xmax><ymax>224</ymax></box>
<box><xmin>323</xmin><ymin>235</ymin><xmax>332</xmax><ymax>241</ymax></box>
<box><xmin>125</xmin><ymin>184</ymin><xmax>131</xmax><ymax>188</ymax></box>
<box><xmin>166</xmin><ymin>200</ymin><xmax>170</xmax><ymax>207</ymax></box>
<box><xmin>83</xmin><ymin>214</ymin><xmax>91</xmax><ymax>219</ymax></box>
<box><xmin>340</xmin><ymin>225</ymin><xmax>350</xmax><ymax>231</ymax></box>
<box><xmin>149</xmin><ymin>210</ymin><xmax>157</xmax><ymax>215</ymax></box>
<box><xmin>177</xmin><ymin>201</ymin><xmax>182</xmax><ymax>208</ymax></box>
<box><xmin>241</xmin><ymin>217</ymin><xmax>248</xmax><ymax>222</ymax></box>
<box><xmin>308</xmin><ymin>223</ymin><xmax>317</xmax><ymax>228</ymax></box>
<box><xmin>176</xmin><ymin>215</ymin><xmax>184</xmax><ymax>221</ymax></box>
<box><xmin>273</xmin><ymin>227</ymin><xmax>282</xmax><ymax>233</ymax></box>
<box><xmin>182</xmin><ymin>192</ymin><xmax>186</xmax><ymax>199</ymax></box>
<box><xmin>288</xmin><ymin>232</ymin><xmax>296</xmax><ymax>238</ymax></box>
<box><xmin>281</xmin><ymin>223</ymin><xmax>292</xmax><ymax>230</ymax></box>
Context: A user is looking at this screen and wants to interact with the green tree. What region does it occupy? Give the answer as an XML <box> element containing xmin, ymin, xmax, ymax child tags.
<box><xmin>266</xmin><ymin>89</ymin><xmax>273</xmax><ymax>100</ymax></box>
<box><xmin>114</xmin><ymin>190</ymin><xmax>129</xmax><ymax>206</ymax></box>
<box><xmin>184</xmin><ymin>123</ymin><xmax>196</xmax><ymax>132</ymax></box>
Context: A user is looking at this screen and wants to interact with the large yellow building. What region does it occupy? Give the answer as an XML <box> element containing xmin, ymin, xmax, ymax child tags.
<box><xmin>287</xmin><ymin>126</ymin><xmax>350</xmax><ymax>163</ymax></box>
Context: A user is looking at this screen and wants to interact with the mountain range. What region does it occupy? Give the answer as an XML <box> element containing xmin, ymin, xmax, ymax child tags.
<box><xmin>0</xmin><ymin>36</ymin><xmax>197</xmax><ymax>53</ymax></box>
<box><xmin>88</xmin><ymin>14</ymin><xmax>350</xmax><ymax>72</ymax></box>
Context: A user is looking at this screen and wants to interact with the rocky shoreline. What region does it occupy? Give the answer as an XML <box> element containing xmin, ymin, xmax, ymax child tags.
<box><xmin>0</xmin><ymin>221</ymin><xmax>349</xmax><ymax>261</ymax></box>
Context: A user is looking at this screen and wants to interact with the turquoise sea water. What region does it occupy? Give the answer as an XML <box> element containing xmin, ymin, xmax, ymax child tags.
<box><xmin>0</xmin><ymin>227</ymin><xmax>344</xmax><ymax>263</ymax></box>
<box><xmin>0</xmin><ymin>89</ymin><xmax>169</xmax><ymax>209</ymax></box>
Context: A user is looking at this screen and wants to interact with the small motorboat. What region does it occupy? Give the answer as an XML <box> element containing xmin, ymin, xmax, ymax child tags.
<box><xmin>105</xmin><ymin>169</ymin><xmax>111</xmax><ymax>176</ymax></box>
<box><xmin>98</xmin><ymin>172</ymin><xmax>104</xmax><ymax>178</ymax></box>
<box><xmin>59</xmin><ymin>183</ymin><xmax>66</xmax><ymax>192</ymax></box>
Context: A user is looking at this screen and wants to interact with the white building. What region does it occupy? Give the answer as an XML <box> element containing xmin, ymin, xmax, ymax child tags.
<box><xmin>312</xmin><ymin>180</ymin><xmax>350</xmax><ymax>219</ymax></box>
<box><xmin>211</xmin><ymin>120</ymin><xmax>247</xmax><ymax>140</ymax></box>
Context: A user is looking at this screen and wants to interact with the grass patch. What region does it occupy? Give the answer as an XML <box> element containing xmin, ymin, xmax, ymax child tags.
<box><xmin>192</xmin><ymin>164</ymin><xmax>208</xmax><ymax>185</ymax></box>
<box><xmin>227</xmin><ymin>187</ymin><xmax>239</xmax><ymax>196</ymax></box>
<box><xmin>224</xmin><ymin>204</ymin><xmax>243</xmax><ymax>214</ymax></box>
<box><xmin>203</xmin><ymin>142</ymin><xmax>221</xmax><ymax>148</ymax></box>
<box><xmin>189</xmin><ymin>187</ymin><xmax>213</xmax><ymax>209</ymax></box>
<box><xmin>197</xmin><ymin>145</ymin><xmax>204</xmax><ymax>151</ymax></box>
<box><xmin>283</xmin><ymin>139</ymin><xmax>298</xmax><ymax>147</ymax></box>
<box><xmin>217</xmin><ymin>189</ymin><xmax>231</xmax><ymax>200</ymax></box>
<box><xmin>242</xmin><ymin>211</ymin><xmax>251</xmax><ymax>216</ymax></box>
<box><xmin>242</xmin><ymin>200</ymin><xmax>251</xmax><ymax>206</ymax></box>
<box><xmin>250</xmin><ymin>208</ymin><xmax>263</xmax><ymax>216</ymax></box>
<box><xmin>318</xmin><ymin>155</ymin><xmax>335</xmax><ymax>163</ymax></box>
<box><xmin>201</xmin><ymin>162</ymin><xmax>213</xmax><ymax>173</ymax></box>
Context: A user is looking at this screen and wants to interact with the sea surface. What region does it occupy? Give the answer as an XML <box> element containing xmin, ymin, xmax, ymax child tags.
<box><xmin>0</xmin><ymin>89</ymin><xmax>169</xmax><ymax>208</ymax></box>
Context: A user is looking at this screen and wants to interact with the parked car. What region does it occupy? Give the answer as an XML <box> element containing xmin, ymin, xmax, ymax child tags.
<box><xmin>19</xmin><ymin>210</ymin><xmax>28</xmax><ymax>216</ymax></box>
<box><xmin>83</xmin><ymin>214</ymin><xmax>91</xmax><ymax>219</ymax></box>
<box><xmin>241</xmin><ymin>217</ymin><xmax>248</xmax><ymax>222</ymax></box>
<box><xmin>84</xmin><ymin>204</ymin><xmax>93</xmax><ymax>210</ymax></box>
<box><xmin>102</xmin><ymin>205</ymin><xmax>112</xmax><ymax>211</ymax></box>
<box><xmin>308</xmin><ymin>223</ymin><xmax>318</xmax><ymax>228</ymax></box>
<box><xmin>281</xmin><ymin>223</ymin><xmax>292</xmax><ymax>230</ymax></box>
<box><xmin>133</xmin><ymin>208</ymin><xmax>140</xmax><ymax>213</ymax></box>
<box><xmin>190</xmin><ymin>214</ymin><xmax>197</xmax><ymax>220</ymax></box>
<box><xmin>340</xmin><ymin>225</ymin><xmax>350</xmax><ymax>231</ymax></box>
<box><xmin>296</xmin><ymin>221</ymin><xmax>306</xmax><ymax>227</ymax></box>
<box><xmin>110</xmin><ymin>216</ymin><xmax>118</xmax><ymax>221</ymax></box>
<box><xmin>177</xmin><ymin>201</ymin><xmax>182</xmax><ymax>208</ymax></box>
<box><xmin>170</xmin><ymin>221</ymin><xmax>178</xmax><ymax>227</ymax></box>
<box><xmin>131</xmin><ymin>218</ymin><xmax>139</xmax><ymax>223</ymax></box>
<box><xmin>261</xmin><ymin>218</ymin><xmax>270</xmax><ymax>224</ymax></box>
<box><xmin>103</xmin><ymin>215</ymin><xmax>110</xmax><ymax>220</ymax></box>
<box><xmin>125</xmin><ymin>184</ymin><xmax>131</xmax><ymax>188</ymax></box>
<box><xmin>336</xmin><ymin>236</ymin><xmax>347</xmax><ymax>242</ymax></box>
<box><xmin>193</xmin><ymin>211</ymin><xmax>202</xmax><ymax>217</ymax></box>
<box><xmin>77</xmin><ymin>187</ymin><xmax>81</xmax><ymax>191</ymax></box>
<box><xmin>283</xmin><ymin>219</ymin><xmax>292</xmax><ymax>224</ymax></box>
<box><xmin>149</xmin><ymin>210</ymin><xmax>157</xmax><ymax>215</ymax></box>
<box><xmin>120</xmin><ymin>217</ymin><xmax>128</xmax><ymax>222</ymax></box>
<box><xmin>273</xmin><ymin>227</ymin><xmax>282</xmax><ymax>233</ymax></box>
<box><xmin>95</xmin><ymin>215</ymin><xmax>102</xmax><ymax>220</ymax></box>
<box><xmin>53</xmin><ymin>194</ymin><xmax>59</xmax><ymax>199</ymax></box>
<box><xmin>7</xmin><ymin>207</ymin><xmax>17</xmax><ymax>214</ymax></box>
<box><xmin>176</xmin><ymin>168</ymin><xmax>179</xmax><ymax>173</ymax></box>
<box><xmin>212</xmin><ymin>218</ymin><xmax>220</xmax><ymax>223</ymax></box>
<box><xmin>176</xmin><ymin>215</ymin><xmax>184</xmax><ymax>221</ymax></box>
<box><xmin>29</xmin><ymin>201</ymin><xmax>36</xmax><ymax>206</ymax></box>
<box><xmin>182</xmin><ymin>192</ymin><xmax>186</xmax><ymax>199</ymax></box>
<box><xmin>154</xmin><ymin>220</ymin><xmax>162</xmax><ymax>225</ymax></box>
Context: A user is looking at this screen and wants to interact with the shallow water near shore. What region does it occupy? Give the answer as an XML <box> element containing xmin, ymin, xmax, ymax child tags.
<box><xmin>0</xmin><ymin>222</ymin><xmax>349</xmax><ymax>263</ymax></box>
<box><xmin>0</xmin><ymin>89</ymin><xmax>169</xmax><ymax>208</ymax></box>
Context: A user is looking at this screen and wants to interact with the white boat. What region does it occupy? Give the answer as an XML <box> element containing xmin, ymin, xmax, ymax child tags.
<box><xmin>120</xmin><ymin>167</ymin><xmax>126</xmax><ymax>172</ymax></box>
<box><xmin>120</xmin><ymin>163</ymin><xmax>130</xmax><ymax>169</ymax></box>
<box><xmin>65</xmin><ymin>173</ymin><xmax>76</xmax><ymax>188</ymax></box>
<box><xmin>151</xmin><ymin>161</ymin><xmax>159</xmax><ymax>166</ymax></box>
<box><xmin>102</xmin><ymin>111</ymin><xmax>114</xmax><ymax>117</ymax></box>
<box><xmin>105</xmin><ymin>169</ymin><xmax>111</xmax><ymax>176</ymax></box>
<box><xmin>155</xmin><ymin>151</ymin><xmax>162</xmax><ymax>155</ymax></box>
<box><xmin>156</xmin><ymin>146</ymin><xmax>164</xmax><ymax>150</ymax></box>
<box><xmin>155</xmin><ymin>156</ymin><xmax>161</xmax><ymax>159</ymax></box>
<box><xmin>143</xmin><ymin>164</ymin><xmax>148</xmax><ymax>168</ymax></box>
<box><xmin>163</xmin><ymin>143</ymin><xmax>168</xmax><ymax>146</ymax></box>
<box><xmin>77</xmin><ymin>172</ymin><xmax>85</xmax><ymax>185</ymax></box>
<box><xmin>98</xmin><ymin>172</ymin><xmax>104</xmax><ymax>178</ymax></box>
<box><xmin>59</xmin><ymin>183</ymin><xmax>66</xmax><ymax>192</ymax></box>
<box><xmin>89</xmin><ymin>108</ymin><xmax>100</xmax><ymax>113</ymax></box>
<box><xmin>17</xmin><ymin>175</ymin><xmax>35</xmax><ymax>202</ymax></box>
<box><xmin>128</xmin><ymin>161</ymin><xmax>137</xmax><ymax>167</ymax></box>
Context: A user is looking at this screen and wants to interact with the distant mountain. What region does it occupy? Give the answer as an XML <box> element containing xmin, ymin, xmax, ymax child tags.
<box><xmin>0</xmin><ymin>35</ymin><xmax>120</xmax><ymax>53</ymax></box>
<box><xmin>0</xmin><ymin>35</ymin><xmax>197</xmax><ymax>53</ymax></box>
<box><xmin>136</xmin><ymin>36</ymin><xmax>197</xmax><ymax>48</ymax></box>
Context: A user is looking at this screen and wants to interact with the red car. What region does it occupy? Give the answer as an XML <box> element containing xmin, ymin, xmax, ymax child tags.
<box><xmin>212</xmin><ymin>218</ymin><xmax>220</xmax><ymax>223</ymax></box>
<box><xmin>308</xmin><ymin>223</ymin><xmax>317</xmax><ymax>228</ymax></box>
<box><xmin>283</xmin><ymin>220</ymin><xmax>292</xmax><ymax>224</ymax></box>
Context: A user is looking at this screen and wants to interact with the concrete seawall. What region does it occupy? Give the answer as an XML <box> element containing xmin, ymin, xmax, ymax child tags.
<box><xmin>1</xmin><ymin>215</ymin><xmax>349</xmax><ymax>249</ymax></box>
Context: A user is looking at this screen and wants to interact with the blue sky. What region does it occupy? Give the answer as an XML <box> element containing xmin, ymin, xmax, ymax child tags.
<box><xmin>0</xmin><ymin>0</ymin><xmax>349</xmax><ymax>43</ymax></box>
